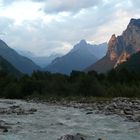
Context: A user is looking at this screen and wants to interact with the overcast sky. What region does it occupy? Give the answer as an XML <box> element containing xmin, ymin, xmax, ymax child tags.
<box><xmin>0</xmin><ymin>0</ymin><xmax>140</xmax><ymax>56</ymax></box>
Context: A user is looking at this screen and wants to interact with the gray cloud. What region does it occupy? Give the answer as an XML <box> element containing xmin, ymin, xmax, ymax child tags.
<box><xmin>130</xmin><ymin>0</ymin><xmax>140</xmax><ymax>8</ymax></box>
<box><xmin>0</xmin><ymin>0</ymin><xmax>140</xmax><ymax>56</ymax></box>
<box><xmin>0</xmin><ymin>1</ymin><xmax>114</xmax><ymax>56</ymax></box>
<box><xmin>0</xmin><ymin>17</ymin><xmax>14</xmax><ymax>34</ymax></box>
<box><xmin>42</xmin><ymin>0</ymin><xmax>103</xmax><ymax>13</ymax></box>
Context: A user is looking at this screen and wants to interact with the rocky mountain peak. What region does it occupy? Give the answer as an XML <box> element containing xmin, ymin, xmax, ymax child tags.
<box><xmin>107</xmin><ymin>34</ymin><xmax>118</xmax><ymax>61</ymax></box>
<box><xmin>71</xmin><ymin>39</ymin><xmax>88</xmax><ymax>52</ymax></box>
<box><xmin>108</xmin><ymin>19</ymin><xmax>140</xmax><ymax>64</ymax></box>
<box><xmin>86</xmin><ymin>18</ymin><xmax>140</xmax><ymax>73</ymax></box>
<box><xmin>123</xmin><ymin>18</ymin><xmax>140</xmax><ymax>54</ymax></box>
<box><xmin>129</xmin><ymin>18</ymin><xmax>140</xmax><ymax>27</ymax></box>
<box><xmin>79</xmin><ymin>39</ymin><xmax>87</xmax><ymax>45</ymax></box>
<box><xmin>108</xmin><ymin>34</ymin><xmax>117</xmax><ymax>49</ymax></box>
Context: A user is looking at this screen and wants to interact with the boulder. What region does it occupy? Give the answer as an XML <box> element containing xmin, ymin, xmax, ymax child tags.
<box><xmin>0</xmin><ymin>120</ymin><xmax>11</xmax><ymax>133</ymax></box>
<box><xmin>133</xmin><ymin>114</ymin><xmax>140</xmax><ymax>122</ymax></box>
<box><xmin>58</xmin><ymin>134</ymin><xmax>85</xmax><ymax>140</ymax></box>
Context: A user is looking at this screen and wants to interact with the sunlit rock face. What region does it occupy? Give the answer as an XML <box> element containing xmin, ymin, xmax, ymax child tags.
<box><xmin>114</xmin><ymin>51</ymin><xmax>130</xmax><ymax>68</ymax></box>
<box><xmin>86</xmin><ymin>18</ymin><xmax>140</xmax><ymax>73</ymax></box>
<box><xmin>107</xmin><ymin>34</ymin><xmax>118</xmax><ymax>61</ymax></box>
<box><xmin>107</xmin><ymin>34</ymin><xmax>128</xmax><ymax>67</ymax></box>
<box><xmin>108</xmin><ymin>18</ymin><xmax>140</xmax><ymax>67</ymax></box>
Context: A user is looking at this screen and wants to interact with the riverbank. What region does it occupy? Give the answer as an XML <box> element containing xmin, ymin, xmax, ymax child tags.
<box><xmin>27</xmin><ymin>96</ymin><xmax>140</xmax><ymax>122</ymax></box>
<box><xmin>0</xmin><ymin>98</ymin><xmax>139</xmax><ymax>140</ymax></box>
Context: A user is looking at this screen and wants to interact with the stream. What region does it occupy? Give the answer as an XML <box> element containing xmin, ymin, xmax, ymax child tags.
<box><xmin>0</xmin><ymin>99</ymin><xmax>139</xmax><ymax>140</ymax></box>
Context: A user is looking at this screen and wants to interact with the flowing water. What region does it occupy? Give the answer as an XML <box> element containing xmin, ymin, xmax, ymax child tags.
<box><xmin>0</xmin><ymin>99</ymin><xmax>139</xmax><ymax>140</ymax></box>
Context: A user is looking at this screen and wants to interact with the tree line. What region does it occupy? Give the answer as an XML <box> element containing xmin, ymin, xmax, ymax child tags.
<box><xmin>0</xmin><ymin>68</ymin><xmax>140</xmax><ymax>99</ymax></box>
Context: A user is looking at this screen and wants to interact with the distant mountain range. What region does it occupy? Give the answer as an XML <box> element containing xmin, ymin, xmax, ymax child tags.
<box><xmin>17</xmin><ymin>50</ymin><xmax>62</xmax><ymax>68</ymax></box>
<box><xmin>86</xmin><ymin>18</ymin><xmax>140</xmax><ymax>73</ymax></box>
<box><xmin>0</xmin><ymin>40</ymin><xmax>40</xmax><ymax>74</ymax></box>
<box><xmin>3</xmin><ymin>19</ymin><xmax>140</xmax><ymax>75</ymax></box>
<box><xmin>45</xmin><ymin>40</ymin><xmax>107</xmax><ymax>74</ymax></box>
<box><xmin>0</xmin><ymin>39</ymin><xmax>107</xmax><ymax>75</ymax></box>
<box><xmin>0</xmin><ymin>56</ymin><xmax>21</xmax><ymax>76</ymax></box>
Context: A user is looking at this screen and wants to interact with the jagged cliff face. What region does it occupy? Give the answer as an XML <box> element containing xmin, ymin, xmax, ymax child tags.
<box><xmin>106</xmin><ymin>18</ymin><xmax>140</xmax><ymax>68</ymax></box>
<box><xmin>86</xmin><ymin>18</ymin><xmax>140</xmax><ymax>73</ymax></box>
<box><xmin>107</xmin><ymin>34</ymin><xmax>118</xmax><ymax>61</ymax></box>
<box><xmin>123</xmin><ymin>19</ymin><xmax>140</xmax><ymax>53</ymax></box>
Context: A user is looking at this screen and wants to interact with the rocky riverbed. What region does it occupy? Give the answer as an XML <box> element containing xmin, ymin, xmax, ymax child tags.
<box><xmin>95</xmin><ymin>98</ymin><xmax>140</xmax><ymax>122</ymax></box>
<box><xmin>54</xmin><ymin>97</ymin><xmax>140</xmax><ymax>122</ymax></box>
<box><xmin>0</xmin><ymin>98</ymin><xmax>139</xmax><ymax>140</ymax></box>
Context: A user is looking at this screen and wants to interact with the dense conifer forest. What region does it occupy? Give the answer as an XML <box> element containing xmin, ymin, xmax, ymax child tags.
<box><xmin>0</xmin><ymin>68</ymin><xmax>140</xmax><ymax>99</ymax></box>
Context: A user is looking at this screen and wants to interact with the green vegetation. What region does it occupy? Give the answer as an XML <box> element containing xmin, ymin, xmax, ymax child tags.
<box><xmin>0</xmin><ymin>68</ymin><xmax>140</xmax><ymax>99</ymax></box>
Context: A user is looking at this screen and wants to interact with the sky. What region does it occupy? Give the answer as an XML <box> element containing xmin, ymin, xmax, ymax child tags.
<box><xmin>0</xmin><ymin>0</ymin><xmax>140</xmax><ymax>56</ymax></box>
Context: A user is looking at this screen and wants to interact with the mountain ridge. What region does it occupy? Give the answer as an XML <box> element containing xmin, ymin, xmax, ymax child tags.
<box><xmin>86</xmin><ymin>18</ymin><xmax>140</xmax><ymax>73</ymax></box>
<box><xmin>0</xmin><ymin>55</ymin><xmax>21</xmax><ymax>76</ymax></box>
<box><xmin>17</xmin><ymin>50</ymin><xmax>62</xmax><ymax>68</ymax></box>
<box><xmin>45</xmin><ymin>40</ymin><xmax>107</xmax><ymax>74</ymax></box>
<box><xmin>0</xmin><ymin>39</ymin><xmax>40</xmax><ymax>74</ymax></box>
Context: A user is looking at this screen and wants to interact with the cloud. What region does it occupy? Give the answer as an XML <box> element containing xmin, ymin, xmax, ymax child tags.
<box><xmin>0</xmin><ymin>17</ymin><xmax>14</xmax><ymax>34</ymax></box>
<box><xmin>38</xmin><ymin>0</ymin><xmax>103</xmax><ymax>14</ymax></box>
<box><xmin>1</xmin><ymin>0</ymin><xmax>21</xmax><ymax>6</ymax></box>
<box><xmin>1</xmin><ymin>0</ymin><xmax>14</xmax><ymax>5</ymax></box>
<box><xmin>27</xmin><ymin>0</ymin><xmax>103</xmax><ymax>12</ymax></box>
<box><xmin>0</xmin><ymin>5</ymin><xmax>111</xmax><ymax>56</ymax></box>
<box><xmin>0</xmin><ymin>19</ymin><xmax>73</xmax><ymax>56</ymax></box>
<box><xmin>0</xmin><ymin>0</ymin><xmax>140</xmax><ymax>57</ymax></box>
<box><xmin>2</xmin><ymin>0</ymin><xmax>99</xmax><ymax>14</ymax></box>
<box><xmin>130</xmin><ymin>0</ymin><xmax>140</xmax><ymax>7</ymax></box>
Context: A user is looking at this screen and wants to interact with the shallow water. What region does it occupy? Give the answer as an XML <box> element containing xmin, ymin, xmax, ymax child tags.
<box><xmin>0</xmin><ymin>99</ymin><xmax>139</xmax><ymax>140</ymax></box>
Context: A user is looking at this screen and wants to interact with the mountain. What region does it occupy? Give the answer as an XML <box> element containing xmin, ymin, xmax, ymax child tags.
<box><xmin>0</xmin><ymin>39</ymin><xmax>40</xmax><ymax>74</ymax></box>
<box><xmin>86</xmin><ymin>18</ymin><xmax>140</xmax><ymax>73</ymax></box>
<box><xmin>30</xmin><ymin>54</ymin><xmax>62</xmax><ymax>68</ymax></box>
<box><xmin>17</xmin><ymin>50</ymin><xmax>62</xmax><ymax>68</ymax></box>
<box><xmin>0</xmin><ymin>56</ymin><xmax>21</xmax><ymax>76</ymax></box>
<box><xmin>117</xmin><ymin>51</ymin><xmax>140</xmax><ymax>73</ymax></box>
<box><xmin>45</xmin><ymin>40</ymin><xmax>107</xmax><ymax>74</ymax></box>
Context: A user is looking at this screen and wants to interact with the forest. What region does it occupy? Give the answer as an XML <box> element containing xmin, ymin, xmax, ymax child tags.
<box><xmin>0</xmin><ymin>68</ymin><xmax>140</xmax><ymax>100</ymax></box>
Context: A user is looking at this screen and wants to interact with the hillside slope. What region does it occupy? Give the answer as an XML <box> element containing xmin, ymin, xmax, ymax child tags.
<box><xmin>0</xmin><ymin>39</ymin><xmax>40</xmax><ymax>74</ymax></box>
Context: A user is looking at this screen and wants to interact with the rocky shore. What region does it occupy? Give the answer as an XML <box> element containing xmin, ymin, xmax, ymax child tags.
<box><xmin>94</xmin><ymin>98</ymin><xmax>140</xmax><ymax>122</ymax></box>
<box><xmin>56</xmin><ymin>98</ymin><xmax>140</xmax><ymax>140</ymax></box>
<box><xmin>0</xmin><ymin>98</ymin><xmax>139</xmax><ymax>140</ymax></box>
<box><xmin>28</xmin><ymin>97</ymin><xmax>140</xmax><ymax>122</ymax></box>
<box><xmin>58</xmin><ymin>133</ymin><xmax>86</xmax><ymax>140</ymax></box>
<box><xmin>0</xmin><ymin>100</ymin><xmax>37</xmax><ymax>133</ymax></box>
<box><xmin>58</xmin><ymin>133</ymin><xmax>103</xmax><ymax>140</ymax></box>
<box><xmin>47</xmin><ymin>97</ymin><xmax>140</xmax><ymax>122</ymax></box>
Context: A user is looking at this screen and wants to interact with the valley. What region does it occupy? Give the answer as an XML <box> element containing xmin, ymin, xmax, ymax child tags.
<box><xmin>0</xmin><ymin>0</ymin><xmax>140</xmax><ymax>139</ymax></box>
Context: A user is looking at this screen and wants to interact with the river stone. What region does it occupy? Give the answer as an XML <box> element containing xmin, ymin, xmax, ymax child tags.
<box><xmin>86</xmin><ymin>111</ymin><xmax>93</xmax><ymax>115</ymax></box>
<box><xmin>124</xmin><ymin>109</ymin><xmax>133</xmax><ymax>115</ymax></box>
<box><xmin>0</xmin><ymin>120</ymin><xmax>11</xmax><ymax>133</ymax></box>
<box><xmin>58</xmin><ymin>134</ymin><xmax>85</xmax><ymax>140</ymax></box>
<box><xmin>133</xmin><ymin>114</ymin><xmax>140</xmax><ymax>122</ymax></box>
<box><xmin>0</xmin><ymin>106</ymin><xmax>37</xmax><ymax>115</ymax></box>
